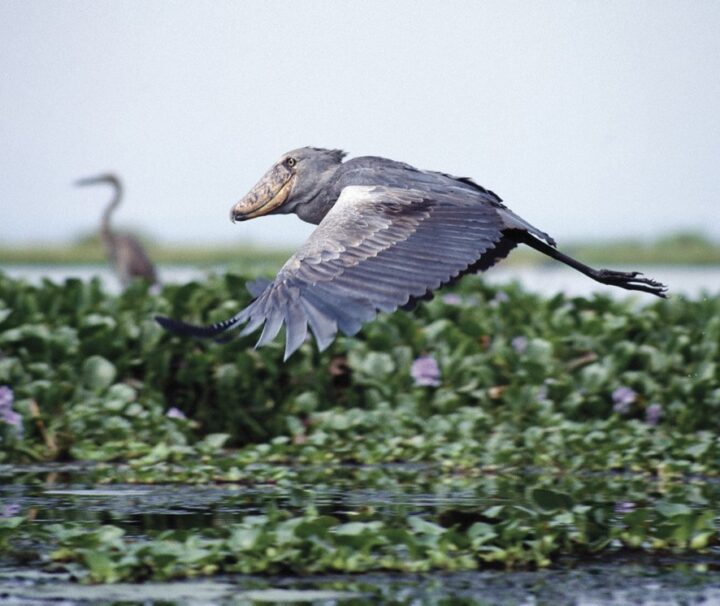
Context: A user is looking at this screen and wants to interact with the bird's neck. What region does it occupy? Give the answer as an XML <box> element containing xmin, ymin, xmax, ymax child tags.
<box><xmin>101</xmin><ymin>183</ymin><xmax>123</xmax><ymax>241</ymax></box>
<box><xmin>293</xmin><ymin>168</ymin><xmax>343</xmax><ymax>225</ymax></box>
<box><xmin>294</xmin><ymin>191</ymin><xmax>335</xmax><ymax>224</ymax></box>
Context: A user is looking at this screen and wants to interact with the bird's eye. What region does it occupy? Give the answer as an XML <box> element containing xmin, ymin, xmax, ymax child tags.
<box><xmin>286</xmin><ymin>157</ymin><xmax>297</xmax><ymax>168</ymax></box>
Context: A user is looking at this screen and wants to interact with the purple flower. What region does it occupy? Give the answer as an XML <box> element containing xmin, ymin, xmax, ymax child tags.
<box><xmin>614</xmin><ymin>501</ymin><xmax>636</xmax><ymax>514</ymax></box>
<box><xmin>1</xmin><ymin>503</ymin><xmax>21</xmax><ymax>517</ymax></box>
<box><xmin>1</xmin><ymin>408</ymin><xmax>22</xmax><ymax>428</ymax></box>
<box><xmin>612</xmin><ymin>386</ymin><xmax>637</xmax><ymax>415</ymax></box>
<box><xmin>441</xmin><ymin>294</ymin><xmax>463</xmax><ymax>306</ymax></box>
<box><xmin>511</xmin><ymin>336</ymin><xmax>528</xmax><ymax>354</ymax></box>
<box><xmin>0</xmin><ymin>386</ymin><xmax>13</xmax><ymax>411</ymax></box>
<box><xmin>645</xmin><ymin>403</ymin><xmax>663</xmax><ymax>426</ymax></box>
<box><xmin>411</xmin><ymin>356</ymin><xmax>441</xmax><ymax>387</ymax></box>
<box><xmin>0</xmin><ymin>386</ymin><xmax>22</xmax><ymax>434</ymax></box>
<box><xmin>166</xmin><ymin>407</ymin><xmax>187</xmax><ymax>420</ymax></box>
<box><xmin>493</xmin><ymin>291</ymin><xmax>509</xmax><ymax>304</ymax></box>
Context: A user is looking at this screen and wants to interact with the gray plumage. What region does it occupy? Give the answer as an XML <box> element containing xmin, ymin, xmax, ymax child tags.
<box><xmin>156</xmin><ymin>147</ymin><xmax>667</xmax><ymax>359</ymax></box>
<box><xmin>76</xmin><ymin>173</ymin><xmax>158</xmax><ymax>287</ymax></box>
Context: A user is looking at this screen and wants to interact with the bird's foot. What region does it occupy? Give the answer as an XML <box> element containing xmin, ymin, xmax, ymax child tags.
<box><xmin>594</xmin><ymin>269</ymin><xmax>668</xmax><ymax>298</ymax></box>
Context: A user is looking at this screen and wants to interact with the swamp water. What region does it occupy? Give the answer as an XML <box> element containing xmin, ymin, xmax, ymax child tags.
<box><xmin>2</xmin><ymin>464</ymin><xmax>720</xmax><ymax>606</ymax></box>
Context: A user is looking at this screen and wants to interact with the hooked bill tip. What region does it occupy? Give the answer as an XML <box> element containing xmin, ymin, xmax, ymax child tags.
<box><xmin>230</xmin><ymin>209</ymin><xmax>249</xmax><ymax>223</ymax></box>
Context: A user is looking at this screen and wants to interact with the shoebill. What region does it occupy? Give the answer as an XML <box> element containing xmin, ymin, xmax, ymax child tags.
<box><xmin>156</xmin><ymin>148</ymin><xmax>667</xmax><ymax>359</ymax></box>
<box><xmin>76</xmin><ymin>173</ymin><xmax>158</xmax><ymax>287</ymax></box>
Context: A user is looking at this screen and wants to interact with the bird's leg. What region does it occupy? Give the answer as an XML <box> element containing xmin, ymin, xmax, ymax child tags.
<box><xmin>515</xmin><ymin>232</ymin><xmax>668</xmax><ymax>298</ymax></box>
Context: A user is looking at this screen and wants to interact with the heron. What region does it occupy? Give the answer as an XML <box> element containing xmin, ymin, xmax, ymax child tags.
<box><xmin>75</xmin><ymin>173</ymin><xmax>158</xmax><ymax>287</ymax></box>
<box><xmin>156</xmin><ymin>147</ymin><xmax>667</xmax><ymax>359</ymax></box>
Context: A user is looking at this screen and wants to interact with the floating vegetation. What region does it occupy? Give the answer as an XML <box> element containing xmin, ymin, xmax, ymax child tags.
<box><xmin>0</xmin><ymin>270</ymin><xmax>719</xmax><ymax>582</ymax></box>
<box><xmin>1</xmin><ymin>472</ymin><xmax>719</xmax><ymax>583</ymax></box>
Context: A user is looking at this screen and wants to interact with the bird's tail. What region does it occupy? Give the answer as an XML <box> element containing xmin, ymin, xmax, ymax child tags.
<box><xmin>154</xmin><ymin>278</ymin><xmax>270</xmax><ymax>339</ymax></box>
<box><xmin>154</xmin><ymin>313</ymin><xmax>245</xmax><ymax>338</ymax></box>
<box><xmin>495</xmin><ymin>206</ymin><xmax>557</xmax><ymax>247</ymax></box>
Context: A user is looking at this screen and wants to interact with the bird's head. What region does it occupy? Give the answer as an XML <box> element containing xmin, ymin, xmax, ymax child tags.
<box><xmin>75</xmin><ymin>173</ymin><xmax>122</xmax><ymax>189</ymax></box>
<box><xmin>230</xmin><ymin>147</ymin><xmax>345</xmax><ymax>222</ymax></box>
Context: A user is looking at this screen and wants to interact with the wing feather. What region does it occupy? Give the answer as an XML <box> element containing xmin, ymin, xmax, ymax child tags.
<box><xmin>256</xmin><ymin>308</ymin><xmax>284</xmax><ymax>347</ymax></box>
<box><xmin>300</xmin><ymin>298</ymin><xmax>337</xmax><ymax>352</ymax></box>
<box><xmin>239</xmin><ymin>312</ymin><xmax>266</xmax><ymax>337</ymax></box>
<box><xmin>283</xmin><ymin>297</ymin><xmax>308</xmax><ymax>360</ymax></box>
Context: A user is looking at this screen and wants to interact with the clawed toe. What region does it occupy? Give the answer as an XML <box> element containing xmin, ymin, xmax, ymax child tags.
<box><xmin>595</xmin><ymin>269</ymin><xmax>668</xmax><ymax>298</ymax></box>
<box><xmin>599</xmin><ymin>269</ymin><xmax>639</xmax><ymax>280</ymax></box>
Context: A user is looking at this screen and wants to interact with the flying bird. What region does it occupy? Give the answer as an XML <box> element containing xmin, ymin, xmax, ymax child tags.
<box><xmin>76</xmin><ymin>173</ymin><xmax>158</xmax><ymax>287</ymax></box>
<box><xmin>156</xmin><ymin>148</ymin><xmax>667</xmax><ymax>359</ymax></box>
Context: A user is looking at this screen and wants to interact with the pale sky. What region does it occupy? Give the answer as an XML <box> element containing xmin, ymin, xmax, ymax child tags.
<box><xmin>1</xmin><ymin>1</ymin><xmax>719</xmax><ymax>248</ymax></box>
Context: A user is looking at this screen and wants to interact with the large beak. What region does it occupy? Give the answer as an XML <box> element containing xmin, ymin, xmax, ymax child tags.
<box><xmin>230</xmin><ymin>165</ymin><xmax>295</xmax><ymax>222</ymax></box>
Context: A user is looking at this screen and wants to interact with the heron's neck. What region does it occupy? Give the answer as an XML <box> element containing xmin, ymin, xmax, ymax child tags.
<box><xmin>101</xmin><ymin>183</ymin><xmax>123</xmax><ymax>241</ymax></box>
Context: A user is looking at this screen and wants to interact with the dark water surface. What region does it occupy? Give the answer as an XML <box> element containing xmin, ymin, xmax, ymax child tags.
<box><xmin>2</xmin><ymin>464</ymin><xmax>720</xmax><ymax>605</ymax></box>
<box><xmin>2</xmin><ymin>561</ymin><xmax>720</xmax><ymax>605</ymax></box>
<box><xmin>0</xmin><ymin>464</ymin><xmax>490</xmax><ymax>537</ymax></box>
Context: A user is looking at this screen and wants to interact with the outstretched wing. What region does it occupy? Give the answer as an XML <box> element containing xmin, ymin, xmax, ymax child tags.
<box><xmin>157</xmin><ymin>185</ymin><xmax>512</xmax><ymax>359</ymax></box>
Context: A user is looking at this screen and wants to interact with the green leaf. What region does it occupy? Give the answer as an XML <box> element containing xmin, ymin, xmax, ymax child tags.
<box><xmin>82</xmin><ymin>550</ymin><xmax>118</xmax><ymax>582</ymax></box>
<box><xmin>483</xmin><ymin>506</ymin><xmax>504</xmax><ymax>519</ymax></box>
<box><xmin>334</xmin><ymin>521</ymin><xmax>381</xmax><ymax>536</ymax></box>
<box><xmin>199</xmin><ymin>433</ymin><xmax>230</xmax><ymax>452</ymax></box>
<box><xmin>656</xmin><ymin>501</ymin><xmax>693</xmax><ymax>518</ymax></box>
<box><xmin>530</xmin><ymin>488</ymin><xmax>574</xmax><ymax>512</ymax></box>
<box><xmin>228</xmin><ymin>527</ymin><xmax>261</xmax><ymax>551</ymax></box>
<box><xmin>408</xmin><ymin>517</ymin><xmax>446</xmax><ymax>536</ymax></box>
<box><xmin>81</xmin><ymin>356</ymin><xmax>117</xmax><ymax>393</ymax></box>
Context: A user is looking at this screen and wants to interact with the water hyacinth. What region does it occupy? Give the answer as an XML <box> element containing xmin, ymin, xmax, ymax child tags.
<box><xmin>614</xmin><ymin>501</ymin><xmax>636</xmax><ymax>515</ymax></box>
<box><xmin>410</xmin><ymin>356</ymin><xmax>441</xmax><ymax>387</ymax></box>
<box><xmin>0</xmin><ymin>386</ymin><xmax>12</xmax><ymax>410</ymax></box>
<box><xmin>166</xmin><ymin>407</ymin><xmax>187</xmax><ymax>420</ymax></box>
<box><xmin>0</xmin><ymin>385</ymin><xmax>22</xmax><ymax>433</ymax></box>
<box><xmin>612</xmin><ymin>386</ymin><xmax>637</xmax><ymax>415</ymax></box>
<box><xmin>493</xmin><ymin>291</ymin><xmax>509</xmax><ymax>304</ymax></box>
<box><xmin>1</xmin><ymin>503</ymin><xmax>21</xmax><ymax>517</ymax></box>
<box><xmin>441</xmin><ymin>293</ymin><xmax>463</xmax><ymax>306</ymax></box>
<box><xmin>511</xmin><ymin>336</ymin><xmax>528</xmax><ymax>354</ymax></box>
<box><xmin>645</xmin><ymin>403</ymin><xmax>663</xmax><ymax>426</ymax></box>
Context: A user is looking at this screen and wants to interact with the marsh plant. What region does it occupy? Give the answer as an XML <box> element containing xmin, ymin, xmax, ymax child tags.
<box><xmin>0</xmin><ymin>271</ymin><xmax>719</xmax><ymax>579</ymax></box>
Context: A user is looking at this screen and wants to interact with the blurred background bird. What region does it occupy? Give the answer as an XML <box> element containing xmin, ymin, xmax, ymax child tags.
<box><xmin>75</xmin><ymin>173</ymin><xmax>158</xmax><ymax>288</ymax></box>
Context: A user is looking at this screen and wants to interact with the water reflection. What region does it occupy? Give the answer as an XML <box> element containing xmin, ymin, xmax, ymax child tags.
<box><xmin>3</xmin><ymin>462</ymin><xmax>720</xmax><ymax>538</ymax></box>
<box><xmin>0</xmin><ymin>480</ymin><xmax>495</xmax><ymax>537</ymax></box>
<box><xmin>1</xmin><ymin>561</ymin><xmax>720</xmax><ymax>605</ymax></box>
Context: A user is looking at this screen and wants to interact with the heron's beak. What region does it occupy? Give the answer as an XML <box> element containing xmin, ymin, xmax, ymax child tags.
<box><xmin>231</xmin><ymin>165</ymin><xmax>295</xmax><ymax>222</ymax></box>
<box><xmin>75</xmin><ymin>176</ymin><xmax>102</xmax><ymax>187</ymax></box>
